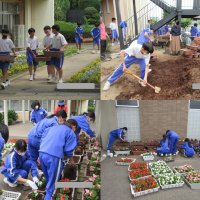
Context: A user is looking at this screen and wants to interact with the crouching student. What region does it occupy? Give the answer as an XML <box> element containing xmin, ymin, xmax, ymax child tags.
<box><xmin>180</xmin><ymin>138</ymin><xmax>195</xmax><ymax>157</ymax></box>
<box><xmin>156</xmin><ymin>135</ymin><xmax>170</xmax><ymax>156</ymax></box>
<box><xmin>0</xmin><ymin>29</ymin><xmax>16</xmax><ymax>89</ymax></box>
<box><xmin>166</xmin><ymin>130</ymin><xmax>179</xmax><ymax>155</ymax></box>
<box><xmin>71</xmin><ymin>112</ymin><xmax>96</xmax><ymax>144</ymax></box>
<box><xmin>0</xmin><ymin>123</ymin><xmax>9</xmax><ymax>162</ymax></box>
<box><xmin>1</xmin><ymin>139</ymin><xmax>38</xmax><ymax>190</ymax></box>
<box><xmin>30</xmin><ymin>100</ymin><xmax>48</xmax><ymax>125</ymax></box>
<box><xmin>45</xmin><ymin>25</ymin><xmax>68</xmax><ymax>83</ymax></box>
<box><xmin>39</xmin><ymin>119</ymin><xmax>77</xmax><ymax>200</ymax></box>
<box><xmin>28</xmin><ymin>110</ymin><xmax>67</xmax><ymax>171</ymax></box>
<box><xmin>103</xmin><ymin>42</ymin><xmax>154</xmax><ymax>91</ymax></box>
<box><xmin>106</xmin><ymin>127</ymin><xmax>128</xmax><ymax>155</ymax></box>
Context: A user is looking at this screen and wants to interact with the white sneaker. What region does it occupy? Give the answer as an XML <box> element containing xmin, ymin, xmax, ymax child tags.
<box><xmin>77</xmin><ymin>49</ymin><xmax>80</xmax><ymax>54</ymax></box>
<box><xmin>112</xmin><ymin>43</ymin><xmax>114</xmax><ymax>46</ymax></box>
<box><xmin>160</xmin><ymin>153</ymin><xmax>163</xmax><ymax>157</ymax></box>
<box><xmin>103</xmin><ymin>81</ymin><xmax>111</xmax><ymax>91</ymax></box>
<box><xmin>92</xmin><ymin>50</ymin><xmax>96</xmax><ymax>54</ymax></box>
<box><xmin>6</xmin><ymin>80</ymin><xmax>10</xmax><ymax>85</ymax></box>
<box><xmin>29</xmin><ymin>75</ymin><xmax>33</xmax><ymax>81</ymax></box>
<box><xmin>58</xmin><ymin>79</ymin><xmax>63</xmax><ymax>83</ymax></box>
<box><xmin>47</xmin><ymin>75</ymin><xmax>52</xmax><ymax>80</ymax></box>
<box><xmin>118</xmin><ymin>42</ymin><xmax>120</xmax><ymax>45</ymax></box>
<box><xmin>33</xmin><ymin>73</ymin><xmax>36</xmax><ymax>80</ymax></box>
<box><xmin>4</xmin><ymin>178</ymin><xmax>17</xmax><ymax>188</ymax></box>
<box><xmin>97</xmin><ymin>50</ymin><xmax>100</xmax><ymax>54</ymax></box>
<box><xmin>1</xmin><ymin>82</ymin><xmax>8</xmax><ymax>89</ymax></box>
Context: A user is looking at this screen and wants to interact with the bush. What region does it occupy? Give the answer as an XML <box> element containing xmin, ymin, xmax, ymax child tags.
<box><xmin>78</xmin><ymin>0</ymin><xmax>101</xmax><ymax>11</ymax></box>
<box><xmin>8</xmin><ymin>110</ymin><xmax>18</xmax><ymax>123</ymax></box>
<box><xmin>55</xmin><ymin>21</ymin><xmax>94</xmax><ymax>42</ymax></box>
<box><xmin>84</xmin><ymin>7</ymin><xmax>99</xmax><ymax>25</ymax></box>
<box><xmin>69</xmin><ymin>58</ymin><xmax>100</xmax><ymax>84</ymax></box>
<box><xmin>0</xmin><ymin>113</ymin><xmax>3</xmax><ymax>123</ymax></box>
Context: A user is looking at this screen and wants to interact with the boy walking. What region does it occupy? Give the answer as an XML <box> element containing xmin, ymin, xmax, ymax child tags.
<box><xmin>110</xmin><ymin>18</ymin><xmax>119</xmax><ymax>46</ymax></box>
<box><xmin>75</xmin><ymin>22</ymin><xmax>84</xmax><ymax>53</ymax></box>
<box><xmin>0</xmin><ymin>29</ymin><xmax>16</xmax><ymax>89</ymax></box>
<box><xmin>26</xmin><ymin>28</ymin><xmax>39</xmax><ymax>81</ymax></box>
<box><xmin>91</xmin><ymin>23</ymin><xmax>100</xmax><ymax>53</ymax></box>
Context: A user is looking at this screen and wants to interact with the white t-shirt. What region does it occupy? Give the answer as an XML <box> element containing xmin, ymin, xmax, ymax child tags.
<box><xmin>0</xmin><ymin>38</ymin><xmax>15</xmax><ymax>52</ymax></box>
<box><xmin>51</xmin><ymin>33</ymin><xmax>68</xmax><ymax>49</ymax></box>
<box><xmin>124</xmin><ymin>42</ymin><xmax>150</xmax><ymax>65</ymax></box>
<box><xmin>43</xmin><ymin>34</ymin><xmax>54</xmax><ymax>47</ymax></box>
<box><xmin>110</xmin><ymin>22</ymin><xmax>117</xmax><ymax>30</ymax></box>
<box><xmin>26</xmin><ymin>36</ymin><xmax>39</xmax><ymax>50</ymax></box>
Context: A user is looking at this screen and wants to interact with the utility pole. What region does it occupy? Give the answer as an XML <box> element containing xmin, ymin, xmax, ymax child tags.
<box><xmin>133</xmin><ymin>0</ymin><xmax>138</xmax><ymax>36</ymax></box>
<box><xmin>177</xmin><ymin>0</ymin><xmax>182</xmax><ymax>28</ymax></box>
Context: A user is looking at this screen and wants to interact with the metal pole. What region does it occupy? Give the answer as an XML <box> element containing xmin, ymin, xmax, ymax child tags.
<box><xmin>22</xmin><ymin>100</ymin><xmax>25</xmax><ymax>124</ymax></box>
<box><xmin>51</xmin><ymin>100</ymin><xmax>55</xmax><ymax>113</ymax></box>
<box><xmin>3</xmin><ymin>100</ymin><xmax>8</xmax><ymax>126</ymax></box>
<box><xmin>177</xmin><ymin>0</ymin><xmax>182</xmax><ymax>28</ymax></box>
<box><xmin>67</xmin><ymin>100</ymin><xmax>71</xmax><ymax>118</ymax></box>
<box><xmin>133</xmin><ymin>0</ymin><xmax>138</xmax><ymax>36</ymax></box>
<box><xmin>115</xmin><ymin>0</ymin><xmax>124</xmax><ymax>49</ymax></box>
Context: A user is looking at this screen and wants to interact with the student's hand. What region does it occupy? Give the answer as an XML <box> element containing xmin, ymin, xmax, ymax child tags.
<box><xmin>60</xmin><ymin>48</ymin><xmax>64</xmax><ymax>52</ymax></box>
<box><xmin>33</xmin><ymin>177</ymin><xmax>39</xmax><ymax>183</ymax></box>
<box><xmin>123</xmin><ymin>65</ymin><xmax>127</xmax><ymax>72</ymax></box>
<box><xmin>27</xmin><ymin>180</ymin><xmax>38</xmax><ymax>190</ymax></box>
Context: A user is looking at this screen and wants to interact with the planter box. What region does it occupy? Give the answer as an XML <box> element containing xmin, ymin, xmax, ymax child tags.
<box><xmin>64</xmin><ymin>155</ymin><xmax>81</xmax><ymax>165</ymax></box>
<box><xmin>114</xmin><ymin>150</ymin><xmax>131</xmax><ymax>156</ymax></box>
<box><xmin>34</xmin><ymin>55</ymin><xmax>51</xmax><ymax>62</ymax></box>
<box><xmin>115</xmin><ymin>158</ymin><xmax>136</xmax><ymax>166</ymax></box>
<box><xmin>130</xmin><ymin>184</ymin><xmax>159</xmax><ymax>197</ymax></box>
<box><xmin>173</xmin><ymin>166</ymin><xmax>194</xmax><ymax>175</ymax></box>
<box><xmin>43</xmin><ymin>50</ymin><xmax>63</xmax><ymax>58</ymax></box>
<box><xmin>62</xmin><ymin>165</ymin><xmax>78</xmax><ymax>181</ymax></box>
<box><xmin>86</xmin><ymin>151</ymin><xmax>92</xmax><ymax>160</ymax></box>
<box><xmin>131</xmin><ymin>150</ymin><xmax>148</xmax><ymax>155</ymax></box>
<box><xmin>26</xmin><ymin>192</ymin><xmax>44</xmax><ymax>200</ymax></box>
<box><xmin>0</xmin><ymin>190</ymin><xmax>21</xmax><ymax>200</ymax></box>
<box><xmin>0</xmin><ymin>55</ymin><xmax>16</xmax><ymax>63</ymax></box>
<box><xmin>82</xmin><ymin>189</ymin><xmax>100</xmax><ymax>200</ymax></box>
<box><xmin>142</xmin><ymin>155</ymin><xmax>154</xmax><ymax>161</ymax></box>
<box><xmin>129</xmin><ymin>175</ymin><xmax>151</xmax><ymax>182</ymax></box>
<box><xmin>159</xmin><ymin>182</ymin><xmax>184</xmax><ymax>189</ymax></box>
<box><xmin>53</xmin><ymin>188</ymin><xmax>74</xmax><ymax>200</ymax></box>
<box><xmin>128</xmin><ymin>162</ymin><xmax>148</xmax><ymax>172</ymax></box>
<box><xmin>184</xmin><ymin>177</ymin><xmax>200</xmax><ymax>189</ymax></box>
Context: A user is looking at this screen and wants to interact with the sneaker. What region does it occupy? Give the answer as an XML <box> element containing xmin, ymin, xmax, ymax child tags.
<box><xmin>33</xmin><ymin>73</ymin><xmax>36</xmax><ymax>80</ymax></box>
<box><xmin>47</xmin><ymin>75</ymin><xmax>52</xmax><ymax>80</ymax></box>
<box><xmin>4</xmin><ymin>178</ymin><xmax>17</xmax><ymax>188</ymax></box>
<box><xmin>6</xmin><ymin>80</ymin><xmax>10</xmax><ymax>85</ymax></box>
<box><xmin>112</xmin><ymin>43</ymin><xmax>114</xmax><ymax>46</ymax></box>
<box><xmin>29</xmin><ymin>75</ymin><xmax>33</xmax><ymax>81</ymax></box>
<box><xmin>103</xmin><ymin>81</ymin><xmax>111</xmax><ymax>91</ymax></box>
<box><xmin>58</xmin><ymin>79</ymin><xmax>63</xmax><ymax>83</ymax></box>
<box><xmin>48</xmin><ymin>76</ymin><xmax>57</xmax><ymax>83</ymax></box>
<box><xmin>118</xmin><ymin>42</ymin><xmax>120</xmax><ymax>45</ymax></box>
<box><xmin>1</xmin><ymin>82</ymin><xmax>8</xmax><ymax>89</ymax></box>
<box><xmin>97</xmin><ymin>50</ymin><xmax>100</xmax><ymax>54</ymax></box>
<box><xmin>77</xmin><ymin>49</ymin><xmax>80</xmax><ymax>54</ymax></box>
<box><xmin>92</xmin><ymin>50</ymin><xmax>96</xmax><ymax>54</ymax></box>
<box><xmin>160</xmin><ymin>153</ymin><xmax>163</xmax><ymax>157</ymax></box>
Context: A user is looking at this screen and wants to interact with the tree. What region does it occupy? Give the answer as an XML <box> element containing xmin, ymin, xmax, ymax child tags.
<box><xmin>69</xmin><ymin>0</ymin><xmax>79</xmax><ymax>9</ymax></box>
<box><xmin>55</xmin><ymin>0</ymin><xmax>70</xmax><ymax>21</ymax></box>
<box><xmin>84</xmin><ymin>7</ymin><xmax>99</xmax><ymax>25</ymax></box>
<box><xmin>78</xmin><ymin>0</ymin><xmax>101</xmax><ymax>11</ymax></box>
<box><xmin>181</xmin><ymin>18</ymin><xmax>192</xmax><ymax>29</ymax></box>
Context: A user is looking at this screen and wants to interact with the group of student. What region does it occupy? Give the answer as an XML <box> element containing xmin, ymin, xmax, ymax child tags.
<box><xmin>0</xmin><ymin>22</ymin><xmax>101</xmax><ymax>89</ymax></box>
<box><xmin>0</xmin><ymin>101</ymin><xmax>96</xmax><ymax>200</ymax></box>
<box><xmin>190</xmin><ymin>23</ymin><xmax>200</xmax><ymax>39</ymax></box>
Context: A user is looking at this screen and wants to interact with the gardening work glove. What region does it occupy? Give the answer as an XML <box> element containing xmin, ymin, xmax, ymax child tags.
<box><xmin>27</xmin><ymin>180</ymin><xmax>38</xmax><ymax>190</ymax></box>
<box><xmin>33</xmin><ymin>177</ymin><xmax>39</xmax><ymax>184</ymax></box>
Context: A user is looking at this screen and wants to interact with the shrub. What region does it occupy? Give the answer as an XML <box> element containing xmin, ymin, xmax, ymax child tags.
<box><xmin>8</xmin><ymin>110</ymin><xmax>18</xmax><ymax>122</ymax></box>
<box><xmin>84</xmin><ymin>7</ymin><xmax>99</xmax><ymax>25</ymax></box>
<box><xmin>0</xmin><ymin>113</ymin><xmax>3</xmax><ymax>123</ymax></box>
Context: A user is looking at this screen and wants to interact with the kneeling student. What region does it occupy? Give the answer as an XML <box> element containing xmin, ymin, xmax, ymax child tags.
<box><xmin>180</xmin><ymin>138</ymin><xmax>195</xmax><ymax>157</ymax></box>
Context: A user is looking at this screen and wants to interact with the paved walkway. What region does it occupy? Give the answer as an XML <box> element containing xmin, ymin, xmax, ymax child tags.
<box><xmin>0</xmin><ymin>47</ymin><xmax>100</xmax><ymax>99</ymax></box>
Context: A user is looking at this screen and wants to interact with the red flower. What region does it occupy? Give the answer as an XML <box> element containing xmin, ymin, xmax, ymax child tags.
<box><xmin>129</xmin><ymin>162</ymin><xmax>148</xmax><ymax>170</ymax></box>
<box><xmin>129</xmin><ymin>168</ymin><xmax>151</xmax><ymax>179</ymax></box>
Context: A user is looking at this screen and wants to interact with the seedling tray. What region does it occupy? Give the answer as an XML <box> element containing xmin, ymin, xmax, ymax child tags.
<box><xmin>0</xmin><ymin>190</ymin><xmax>21</xmax><ymax>200</ymax></box>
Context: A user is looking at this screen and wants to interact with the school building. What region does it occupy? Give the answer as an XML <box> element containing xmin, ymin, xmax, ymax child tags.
<box><xmin>0</xmin><ymin>0</ymin><xmax>54</xmax><ymax>47</ymax></box>
<box><xmin>97</xmin><ymin>100</ymin><xmax>200</xmax><ymax>149</ymax></box>
<box><xmin>0</xmin><ymin>100</ymin><xmax>90</xmax><ymax>125</ymax></box>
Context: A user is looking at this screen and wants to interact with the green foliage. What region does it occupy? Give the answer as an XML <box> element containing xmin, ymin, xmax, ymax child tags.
<box><xmin>55</xmin><ymin>0</ymin><xmax>70</xmax><ymax>21</ymax></box>
<box><xmin>84</xmin><ymin>7</ymin><xmax>100</xmax><ymax>25</ymax></box>
<box><xmin>88</xmin><ymin>100</ymin><xmax>95</xmax><ymax>112</ymax></box>
<box><xmin>181</xmin><ymin>18</ymin><xmax>192</xmax><ymax>28</ymax></box>
<box><xmin>69</xmin><ymin>59</ymin><xmax>100</xmax><ymax>83</ymax></box>
<box><xmin>0</xmin><ymin>110</ymin><xmax>18</xmax><ymax>125</ymax></box>
<box><xmin>64</xmin><ymin>46</ymin><xmax>77</xmax><ymax>56</ymax></box>
<box><xmin>55</xmin><ymin>21</ymin><xmax>94</xmax><ymax>42</ymax></box>
<box><xmin>0</xmin><ymin>113</ymin><xmax>3</xmax><ymax>123</ymax></box>
<box><xmin>78</xmin><ymin>0</ymin><xmax>101</xmax><ymax>11</ymax></box>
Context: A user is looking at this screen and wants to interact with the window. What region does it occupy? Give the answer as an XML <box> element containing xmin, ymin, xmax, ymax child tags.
<box><xmin>189</xmin><ymin>100</ymin><xmax>200</xmax><ymax>109</ymax></box>
<box><xmin>115</xmin><ymin>100</ymin><xmax>139</xmax><ymax>107</ymax></box>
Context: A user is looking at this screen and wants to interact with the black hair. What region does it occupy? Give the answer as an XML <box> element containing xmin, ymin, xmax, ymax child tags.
<box><xmin>52</xmin><ymin>25</ymin><xmax>60</xmax><ymax>32</ymax></box>
<box><xmin>47</xmin><ymin>110</ymin><xmax>67</xmax><ymax>119</ymax></box>
<box><xmin>31</xmin><ymin>100</ymin><xmax>40</xmax><ymax>109</ymax></box>
<box><xmin>28</xmin><ymin>28</ymin><xmax>35</xmax><ymax>34</ymax></box>
<box><xmin>112</xmin><ymin>18</ymin><xmax>116</xmax><ymax>22</ymax></box>
<box><xmin>0</xmin><ymin>123</ymin><xmax>9</xmax><ymax>143</ymax></box>
<box><xmin>166</xmin><ymin>130</ymin><xmax>170</xmax><ymax>134</ymax></box>
<box><xmin>185</xmin><ymin>138</ymin><xmax>192</xmax><ymax>148</ymax></box>
<box><xmin>162</xmin><ymin>134</ymin><xmax>167</xmax><ymax>141</ymax></box>
<box><xmin>44</xmin><ymin>26</ymin><xmax>51</xmax><ymax>31</ymax></box>
<box><xmin>95</xmin><ymin>22</ymin><xmax>100</xmax><ymax>27</ymax></box>
<box><xmin>15</xmin><ymin>139</ymin><xmax>27</xmax><ymax>152</ymax></box>
<box><xmin>194</xmin><ymin>23</ymin><xmax>198</xmax><ymax>27</ymax></box>
<box><xmin>77</xmin><ymin>22</ymin><xmax>82</xmax><ymax>27</ymax></box>
<box><xmin>88</xmin><ymin>112</ymin><xmax>95</xmax><ymax>122</ymax></box>
<box><xmin>122</xmin><ymin>127</ymin><xmax>128</xmax><ymax>131</ymax></box>
<box><xmin>176</xmin><ymin>21</ymin><xmax>180</xmax><ymax>26</ymax></box>
<box><xmin>142</xmin><ymin>43</ymin><xmax>154</xmax><ymax>54</ymax></box>
<box><xmin>1</xmin><ymin>29</ymin><xmax>9</xmax><ymax>34</ymax></box>
<box><xmin>66</xmin><ymin>119</ymin><xmax>77</xmax><ymax>129</ymax></box>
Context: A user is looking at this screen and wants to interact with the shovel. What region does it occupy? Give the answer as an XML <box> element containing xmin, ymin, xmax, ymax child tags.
<box><xmin>125</xmin><ymin>69</ymin><xmax>161</xmax><ymax>94</ymax></box>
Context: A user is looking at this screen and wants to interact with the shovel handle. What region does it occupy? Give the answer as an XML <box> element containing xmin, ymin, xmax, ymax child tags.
<box><xmin>125</xmin><ymin>70</ymin><xmax>156</xmax><ymax>90</ymax></box>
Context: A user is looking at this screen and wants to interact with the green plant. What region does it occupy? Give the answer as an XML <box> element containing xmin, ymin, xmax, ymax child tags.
<box><xmin>55</xmin><ymin>0</ymin><xmax>70</xmax><ymax>21</ymax></box>
<box><xmin>181</xmin><ymin>18</ymin><xmax>192</xmax><ymax>29</ymax></box>
<box><xmin>69</xmin><ymin>59</ymin><xmax>100</xmax><ymax>83</ymax></box>
<box><xmin>84</xmin><ymin>7</ymin><xmax>100</xmax><ymax>25</ymax></box>
<box><xmin>8</xmin><ymin>110</ymin><xmax>18</xmax><ymax>122</ymax></box>
<box><xmin>0</xmin><ymin>113</ymin><xmax>3</xmax><ymax>123</ymax></box>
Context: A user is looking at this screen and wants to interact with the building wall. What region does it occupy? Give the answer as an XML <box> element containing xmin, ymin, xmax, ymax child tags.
<box><xmin>139</xmin><ymin>100</ymin><xmax>189</xmax><ymax>141</ymax></box>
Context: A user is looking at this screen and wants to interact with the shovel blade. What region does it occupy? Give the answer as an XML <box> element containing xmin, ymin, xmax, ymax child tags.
<box><xmin>155</xmin><ymin>86</ymin><xmax>161</xmax><ymax>93</ymax></box>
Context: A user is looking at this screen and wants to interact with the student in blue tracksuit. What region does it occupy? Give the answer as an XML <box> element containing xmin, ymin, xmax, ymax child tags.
<box><xmin>1</xmin><ymin>139</ymin><xmax>38</xmax><ymax>189</ymax></box>
<box><xmin>106</xmin><ymin>127</ymin><xmax>128</xmax><ymax>153</ymax></box>
<box><xmin>71</xmin><ymin>112</ymin><xmax>96</xmax><ymax>144</ymax></box>
<box><xmin>103</xmin><ymin>42</ymin><xmax>154</xmax><ymax>91</ymax></box>
<box><xmin>166</xmin><ymin>130</ymin><xmax>179</xmax><ymax>155</ymax></box>
<box><xmin>91</xmin><ymin>23</ymin><xmax>100</xmax><ymax>53</ymax></box>
<box><xmin>28</xmin><ymin>110</ymin><xmax>67</xmax><ymax>171</ymax></box>
<box><xmin>137</xmin><ymin>28</ymin><xmax>152</xmax><ymax>45</ymax></box>
<box><xmin>110</xmin><ymin>18</ymin><xmax>119</xmax><ymax>46</ymax></box>
<box><xmin>30</xmin><ymin>100</ymin><xmax>48</xmax><ymax>125</ymax></box>
<box><xmin>156</xmin><ymin>135</ymin><xmax>170</xmax><ymax>156</ymax></box>
<box><xmin>164</xmin><ymin>24</ymin><xmax>169</xmax><ymax>35</ymax></box>
<box><xmin>75</xmin><ymin>22</ymin><xmax>84</xmax><ymax>53</ymax></box>
<box><xmin>39</xmin><ymin>119</ymin><xmax>77</xmax><ymax>200</ymax></box>
<box><xmin>190</xmin><ymin>23</ymin><xmax>198</xmax><ymax>40</ymax></box>
<box><xmin>180</xmin><ymin>138</ymin><xmax>195</xmax><ymax>157</ymax></box>
<box><xmin>120</xmin><ymin>21</ymin><xmax>127</xmax><ymax>41</ymax></box>
<box><xmin>0</xmin><ymin>123</ymin><xmax>9</xmax><ymax>161</ymax></box>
